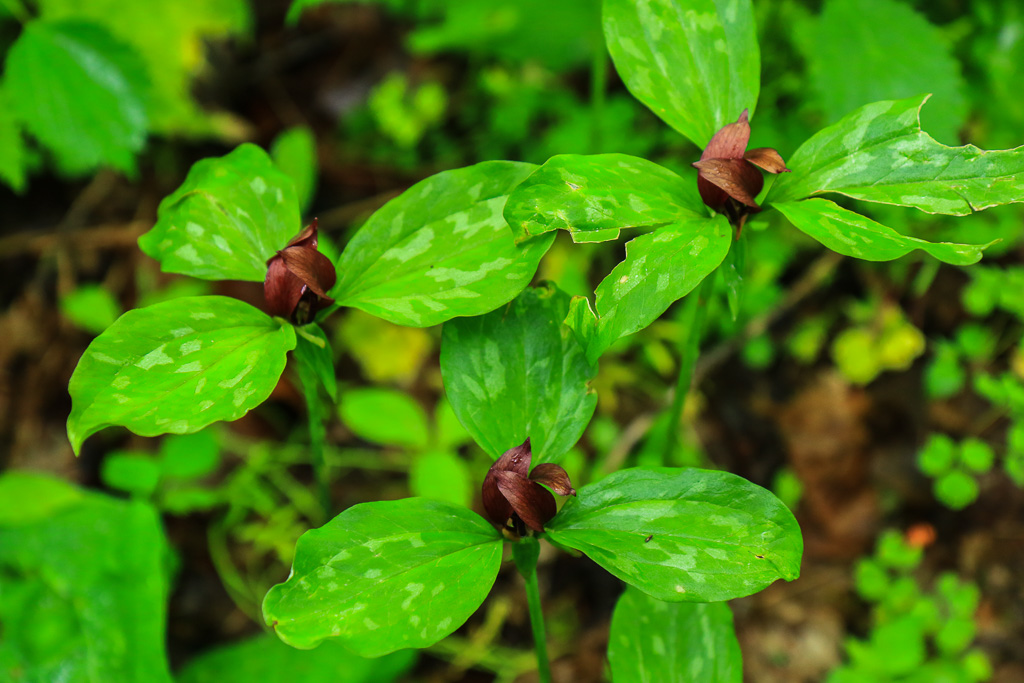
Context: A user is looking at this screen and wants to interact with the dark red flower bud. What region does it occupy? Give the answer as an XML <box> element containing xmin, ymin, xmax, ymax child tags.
<box><xmin>481</xmin><ymin>438</ymin><xmax>576</xmax><ymax>537</ymax></box>
<box><xmin>693</xmin><ymin>110</ymin><xmax>790</xmax><ymax>224</ymax></box>
<box><xmin>264</xmin><ymin>218</ymin><xmax>337</xmax><ymax>325</ymax></box>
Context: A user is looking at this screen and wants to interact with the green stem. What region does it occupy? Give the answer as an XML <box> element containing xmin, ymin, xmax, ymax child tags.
<box><xmin>512</xmin><ymin>537</ymin><xmax>552</xmax><ymax>683</ymax></box>
<box><xmin>663</xmin><ymin>275</ymin><xmax>712</xmax><ymax>462</ymax></box>
<box><xmin>296</xmin><ymin>360</ymin><xmax>331</xmax><ymax>518</ymax></box>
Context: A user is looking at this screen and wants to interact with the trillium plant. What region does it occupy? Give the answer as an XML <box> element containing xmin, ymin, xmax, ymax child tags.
<box><xmin>65</xmin><ymin>0</ymin><xmax>1024</xmax><ymax>679</ymax></box>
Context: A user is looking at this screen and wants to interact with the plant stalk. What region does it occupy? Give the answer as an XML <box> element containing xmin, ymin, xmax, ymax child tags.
<box><xmin>296</xmin><ymin>359</ymin><xmax>331</xmax><ymax>519</ymax></box>
<box><xmin>512</xmin><ymin>537</ymin><xmax>552</xmax><ymax>683</ymax></box>
<box><xmin>663</xmin><ymin>275</ymin><xmax>712</xmax><ymax>462</ymax></box>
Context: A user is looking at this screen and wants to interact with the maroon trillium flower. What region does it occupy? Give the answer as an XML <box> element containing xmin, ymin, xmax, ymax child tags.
<box><xmin>264</xmin><ymin>218</ymin><xmax>337</xmax><ymax>325</ymax></box>
<box><xmin>692</xmin><ymin>110</ymin><xmax>790</xmax><ymax>226</ymax></box>
<box><xmin>482</xmin><ymin>438</ymin><xmax>576</xmax><ymax>537</ymax></box>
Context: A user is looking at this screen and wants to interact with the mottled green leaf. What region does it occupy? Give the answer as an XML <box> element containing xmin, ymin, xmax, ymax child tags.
<box><xmin>609</xmin><ymin>586</ymin><xmax>743</xmax><ymax>683</ymax></box>
<box><xmin>339</xmin><ymin>388</ymin><xmax>430</xmax><ymax>450</ymax></box>
<box><xmin>0</xmin><ymin>474</ymin><xmax>172</xmax><ymax>683</ymax></box>
<box><xmin>774</xmin><ymin>199</ymin><xmax>990</xmax><ymax>265</ymax></box>
<box><xmin>503</xmin><ymin>154</ymin><xmax>704</xmax><ymax>243</ymax></box>
<box><xmin>5</xmin><ymin>20</ymin><xmax>148</xmax><ymax>175</ymax></box>
<box><xmin>294</xmin><ymin>324</ymin><xmax>337</xmax><ymax>402</ymax></box>
<box><xmin>440</xmin><ymin>283</ymin><xmax>597</xmax><ymax>464</ymax></box>
<box><xmin>334</xmin><ymin>161</ymin><xmax>553</xmax><ymax>327</ymax></box>
<box><xmin>67</xmin><ymin>296</ymin><xmax>296</xmax><ymax>455</ymax></box>
<box><xmin>262</xmin><ymin>498</ymin><xmax>502</xmax><ymax>656</ymax></box>
<box><xmin>139</xmin><ymin>144</ymin><xmax>301</xmax><ymax>281</ymax></box>
<box><xmin>178</xmin><ymin>634</ymin><xmax>415</xmax><ymax>683</ymax></box>
<box><xmin>410</xmin><ymin>451</ymin><xmax>472</xmax><ymax>508</ymax></box>
<box><xmin>603</xmin><ymin>0</ymin><xmax>759</xmax><ymax>147</ymax></box>
<box><xmin>272</xmin><ymin>126</ymin><xmax>317</xmax><ymax>212</ymax></box>
<box><xmin>801</xmin><ymin>0</ymin><xmax>966</xmax><ymax>144</ymax></box>
<box><xmin>567</xmin><ymin>215</ymin><xmax>732</xmax><ymax>364</ymax></box>
<box><xmin>768</xmin><ymin>96</ymin><xmax>1024</xmax><ymax>215</ymax></box>
<box><xmin>545</xmin><ymin>468</ymin><xmax>803</xmax><ymax>602</ymax></box>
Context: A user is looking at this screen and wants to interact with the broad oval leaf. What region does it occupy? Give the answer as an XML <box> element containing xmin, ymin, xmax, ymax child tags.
<box><xmin>800</xmin><ymin>0</ymin><xmax>966</xmax><ymax>145</ymax></box>
<box><xmin>0</xmin><ymin>474</ymin><xmax>173</xmax><ymax>683</ymax></box>
<box><xmin>503</xmin><ymin>154</ymin><xmax>704</xmax><ymax>243</ymax></box>
<box><xmin>603</xmin><ymin>0</ymin><xmax>759</xmax><ymax>148</ymax></box>
<box><xmin>5</xmin><ymin>20</ymin><xmax>148</xmax><ymax>175</ymax></box>
<box><xmin>568</xmin><ymin>215</ymin><xmax>732</xmax><ymax>364</ymax></box>
<box><xmin>139</xmin><ymin>144</ymin><xmax>301</xmax><ymax>281</ymax></box>
<box><xmin>609</xmin><ymin>586</ymin><xmax>742</xmax><ymax>683</ymax></box>
<box><xmin>767</xmin><ymin>95</ymin><xmax>1024</xmax><ymax>214</ymax></box>
<box><xmin>334</xmin><ymin>160</ymin><xmax>554</xmax><ymax>327</ymax></box>
<box><xmin>271</xmin><ymin>125</ymin><xmax>317</xmax><ymax>213</ymax></box>
<box><xmin>545</xmin><ymin>467</ymin><xmax>803</xmax><ymax>601</ymax></box>
<box><xmin>775</xmin><ymin>199</ymin><xmax>991</xmax><ymax>265</ymax></box>
<box><xmin>262</xmin><ymin>498</ymin><xmax>502</xmax><ymax>656</ymax></box>
<box><xmin>67</xmin><ymin>296</ymin><xmax>296</xmax><ymax>455</ymax></box>
<box><xmin>440</xmin><ymin>283</ymin><xmax>597</xmax><ymax>464</ymax></box>
<box><xmin>177</xmin><ymin>633</ymin><xmax>415</xmax><ymax>683</ymax></box>
<box><xmin>339</xmin><ymin>388</ymin><xmax>430</xmax><ymax>450</ymax></box>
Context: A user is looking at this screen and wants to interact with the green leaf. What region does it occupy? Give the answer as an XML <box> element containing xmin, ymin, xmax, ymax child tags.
<box><xmin>440</xmin><ymin>283</ymin><xmax>597</xmax><ymax>464</ymax></box>
<box><xmin>774</xmin><ymin>199</ymin><xmax>989</xmax><ymax>265</ymax></box>
<box><xmin>5</xmin><ymin>20</ymin><xmax>148</xmax><ymax>175</ymax></box>
<box><xmin>160</xmin><ymin>430</ymin><xmax>221</xmax><ymax>479</ymax></box>
<box><xmin>0</xmin><ymin>472</ymin><xmax>83</xmax><ymax>526</ymax></box>
<box><xmin>101</xmin><ymin>452</ymin><xmax>162</xmax><ymax>497</ymax></box>
<box><xmin>294</xmin><ymin>324</ymin><xmax>337</xmax><ymax>403</ymax></box>
<box><xmin>60</xmin><ymin>284</ymin><xmax>123</xmax><ymax>334</ymax></box>
<box><xmin>918</xmin><ymin>434</ymin><xmax>956</xmax><ymax>477</ymax></box>
<box><xmin>0</xmin><ymin>474</ymin><xmax>172</xmax><ymax>683</ymax></box>
<box><xmin>0</xmin><ymin>87</ymin><xmax>27</xmax><ymax>192</ymax></box>
<box><xmin>801</xmin><ymin>0</ymin><xmax>966</xmax><ymax>144</ymax></box>
<box><xmin>262</xmin><ymin>498</ymin><xmax>502</xmax><ymax>656</ymax></box>
<box><xmin>139</xmin><ymin>144</ymin><xmax>301</xmax><ymax>281</ymax></box>
<box><xmin>934</xmin><ymin>469</ymin><xmax>979</xmax><ymax>510</ymax></box>
<box><xmin>567</xmin><ymin>215</ymin><xmax>732</xmax><ymax>364</ymax></box>
<box><xmin>178</xmin><ymin>634</ymin><xmax>416</xmax><ymax>683</ymax></box>
<box><xmin>503</xmin><ymin>154</ymin><xmax>704</xmax><ymax>243</ymax></box>
<box><xmin>67</xmin><ymin>296</ymin><xmax>296</xmax><ymax>455</ymax></box>
<box><xmin>768</xmin><ymin>95</ymin><xmax>1024</xmax><ymax>215</ymax></box>
<box><xmin>334</xmin><ymin>161</ymin><xmax>554</xmax><ymax>327</ymax></box>
<box><xmin>410</xmin><ymin>451</ymin><xmax>472</xmax><ymax>508</ymax></box>
<box><xmin>37</xmin><ymin>0</ymin><xmax>250</xmax><ymax>135</ymax></box>
<box><xmin>545</xmin><ymin>467</ymin><xmax>803</xmax><ymax>602</ymax></box>
<box><xmin>272</xmin><ymin>126</ymin><xmax>317</xmax><ymax>213</ymax></box>
<box><xmin>339</xmin><ymin>388</ymin><xmax>430</xmax><ymax>450</ymax></box>
<box><xmin>959</xmin><ymin>438</ymin><xmax>995</xmax><ymax>474</ymax></box>
<box><xmin>608</xmin><ymin>586</ymin><xmax>743</xmax><ymax>683</ymax></box>
<box><xmin>603</xmin><ymin>0</ymin><xmax>759</xmax><ymax>147</ymax></box>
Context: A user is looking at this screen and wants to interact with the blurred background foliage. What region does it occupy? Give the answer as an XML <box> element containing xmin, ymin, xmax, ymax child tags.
<box><xmin>1</xmin><ymin>0</ymin><xmax>1024</xmax><ymax>681</ymax></box>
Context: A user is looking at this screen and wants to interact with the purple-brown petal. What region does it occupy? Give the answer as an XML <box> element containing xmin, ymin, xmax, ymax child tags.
<box><xmin>493</xmin><ymin>438</ymin><xmax>532</xmax><ymax>477</ymax></box>
<box><xmin>693</xmin><ymin>158</ymin><xmax>765</xmax><ymax>209</ymax></box>
<box><xmin>279</xmin><ymin>247</ymin><xmax>337</xmax><ymax>298</ymax></box>
<box><xmin>744</xmin><ymin>147</ymin><xmax>791</xmax><ymax>174</ymax></box>
<box><xmin>264</xmin><ymin>256</ymin><xmax>306</xmax><ymax>318</ymax></box>
<box><xmin>482</xmin><ymin>468</ymin><xmax>514</xmax><ymax>528</ymax></box>
<box><xmin>493</xmin><ymin>471</ymin><xmax>557</xmax><ymax>532</ymax></box>
<box><xmin>700</xmin><ymin>109</ymin><xmax>751</xmax><ymax>161</ymax></box>
<box><xmin>529</xmin><ymin>463</ymin><xmax>576</xmax><ymax>497</ymax></box>
<box><xmin>286</xmin><ymin>218</ymin><xmax>319</xmax><ymax>249</ymax></box>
